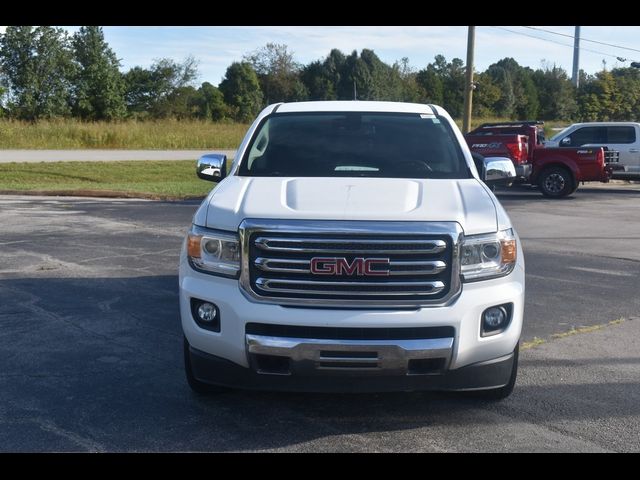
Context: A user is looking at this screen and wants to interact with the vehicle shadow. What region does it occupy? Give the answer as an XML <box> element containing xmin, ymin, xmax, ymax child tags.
<box><xmin>1</xmin><ymin>274</ymin><xmax>637</xmax><ymax>452</ymax></box>
<box><xmin>494</xmin><ymin>184</ymin><xmax>640</xmax><ymax>202</ymax></box>
<box><xmin>575</xmin><ymin>186</ymin><xmax>640</xmax><ymax>195</ymax></box>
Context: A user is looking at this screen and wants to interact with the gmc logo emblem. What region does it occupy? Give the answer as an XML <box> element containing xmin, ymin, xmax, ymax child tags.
<box><xmin>310</xmin><ymin>257</ymin><xmax>390</xmax><ymax>276</ymax></box>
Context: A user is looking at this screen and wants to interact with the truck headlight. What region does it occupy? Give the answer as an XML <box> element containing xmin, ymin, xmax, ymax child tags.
<box><xmin>186</xmin><ymin>225</ymin><xmax>240</xmax><ymax>278</ymax></box>
<box><xmin>460</xmin><ymin>228</ymin><xmax>516</xmax><ymax>282</ymax></box>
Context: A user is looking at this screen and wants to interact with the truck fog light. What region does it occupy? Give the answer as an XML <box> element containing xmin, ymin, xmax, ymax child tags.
<box><xmin>197</xmin><ymin>302</ymin><xmax>218</xmax><ymax>322</ymax></box>
<box><xmin>190</xmin><ymin>298</ymin><xmax>220</xmax><ymax>332</ymax></box>
<box><xmin>481</xmin><ymin>304</ymin><xmax>512</xmax><ymax>337</ymax></box>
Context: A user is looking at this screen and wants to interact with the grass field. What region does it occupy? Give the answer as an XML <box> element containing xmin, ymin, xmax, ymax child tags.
<box><xmin>0</xmin><ymin>160</ymin><xmax>216</xmax><ymax>199</ymax></box>
<box><xmin>0</xmin><ymin>116</ymin><xmax>571</xmax><ymax>200</ymax></box>
<box><xmin>0</xmin><ymin>119</ymin><xmax>249</xmax><ymax>149</ymax></box>
<box><xmin>0</xmin><ymin>117</ymin><xmax>567</xmax><ymax>150</ymax></box>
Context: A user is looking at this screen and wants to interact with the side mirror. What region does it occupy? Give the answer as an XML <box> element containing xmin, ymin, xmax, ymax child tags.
<box><xmin>560</xmin><ymin>136</ymin><xmax>571</xmax><ymax>146</ymax></box>
<box><xmin>197</xmin><ymin>154</ymin><xmax>227</xmax><ymax>182</ymax></box>
<box><xmin>482</xmin><ymin>157</ymin><xmax>516</xmax><ymax>187</ymax></box>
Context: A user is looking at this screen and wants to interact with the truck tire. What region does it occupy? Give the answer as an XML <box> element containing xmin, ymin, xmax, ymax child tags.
<box><xmin>464</xmin><ymin>344</ymin><xmax>519</xmax><ymax>401</ymax></box>
<box><xmin>569</xmin><ymin>182</ymin><xmax>579</xmax><ymax>195</ymax></box>
<box><xmin>538</xmin><ymin>167</ymin><xmax>574</xmax><ymax>198</ymax></box>
<box><xmin>184</xmin><ymin>336</ymin><xmax>231</xmax><ymax>394</ymax></box>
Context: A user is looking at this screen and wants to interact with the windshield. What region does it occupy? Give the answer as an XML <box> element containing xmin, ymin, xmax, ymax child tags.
<box><xmin>549</xmin><ymin>126</ymin><xmax>572</xmax><ymax>142</ymax></box>
<box><xmin>238</xmin><ymin>112</ymin><xmax>470</xmax><ymax>179</ymax></box>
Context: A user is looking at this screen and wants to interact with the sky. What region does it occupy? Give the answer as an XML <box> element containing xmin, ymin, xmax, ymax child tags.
<box><xmin>2</xmin><ymin>26</ymin><xmax>640</xmax><ymax>86</ymax></box>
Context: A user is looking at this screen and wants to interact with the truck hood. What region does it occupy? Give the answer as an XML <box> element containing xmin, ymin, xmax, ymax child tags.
<box><xmin>200</xmin><ymin>177</ymin><xmax>498</xmax><ymax>235</ymax></box>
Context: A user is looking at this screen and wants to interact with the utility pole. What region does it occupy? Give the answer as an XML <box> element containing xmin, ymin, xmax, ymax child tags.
<box><xmin>572</xmin><ymin>26</ymin><xmax>581</xmax><ymax>87</ymax></box>
<box><xmin>462</xmin><ymin>26</ymin><xmax>475</xmax><ymax>134</ymax></box>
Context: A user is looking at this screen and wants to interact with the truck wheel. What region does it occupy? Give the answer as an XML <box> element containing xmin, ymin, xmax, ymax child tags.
<box><xmin>184</xmin><ymin>336</ymin><xmax>231</xmax><ymax>394</ymax></box>
<box><xmin>538</xmin><ymin>167</ymin><xmax>574</xmax><ymax>198</ymax></box>
<box><xmin>465</xmin><ymin>344</ymin><xmax>519</xmax><ymax>401</ymax></box>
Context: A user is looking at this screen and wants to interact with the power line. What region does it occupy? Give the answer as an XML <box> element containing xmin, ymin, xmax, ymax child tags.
<box><xmin>523</xmin><ymin>26</ymin><xmax>640</xmax><ymax>54</ymax></box>
<box><xmin>489</xmin><ymin>26</ymin><xmax>625</xmax><ymax>60</ymax></box>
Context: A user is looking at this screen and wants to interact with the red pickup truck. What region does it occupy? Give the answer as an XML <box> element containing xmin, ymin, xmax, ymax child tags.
<box><xmin>465</xmin><ymin>121</ymin><xmax>614</xmax><ymax>197</ymax></box>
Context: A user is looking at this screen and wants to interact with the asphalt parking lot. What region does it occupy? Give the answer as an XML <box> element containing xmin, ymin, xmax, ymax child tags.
<box><xmin>1</xmin><ymin>184</ymin><xmax>639</xmax><ymax>452</ymax></box>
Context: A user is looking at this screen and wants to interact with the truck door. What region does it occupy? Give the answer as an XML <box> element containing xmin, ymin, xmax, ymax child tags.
<box><xmin>604</xmin><ymin>125</ymin><xmax>639</xmax><ymax>173</ymax></box>
<box><xmin>559</xmin><ymin>126</ymin><xmax>606</xmax><ymax>148</ymax></box>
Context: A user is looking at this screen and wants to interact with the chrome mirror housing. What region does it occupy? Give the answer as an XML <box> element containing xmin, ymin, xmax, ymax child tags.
<box><xmin>482</xmin><ymin>157</ymin><xmax>516</xmax><ymax>187</ymax></box>
<box><xmin>197</xmin><ymin>154</ymin><xmax>227</xmax><ymax>182</ymax></box>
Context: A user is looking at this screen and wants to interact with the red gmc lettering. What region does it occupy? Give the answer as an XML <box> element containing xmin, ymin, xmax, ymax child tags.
<box><xmin>363</xmin><ymin>258</ymin><xmax>390</xmax><ymax>276</ymax></box>
<box><xmin>310</xmin><ymin>257</ymin><xmax>390</xmax><ymax>276</ymax></box>
<box><xmin>310</xmin><ymin>257</ymin><xmax>337</xmax><ymax>274</ymax></box>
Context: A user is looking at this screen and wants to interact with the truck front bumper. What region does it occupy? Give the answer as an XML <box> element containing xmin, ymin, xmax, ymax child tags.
<box><xmin>187</xmin><ymin>343</ymin><xmax>516</xmax><ymax>393</ymax></box>
<box><xmin>179</xmin><ymin>245</ymin><xmax>525</xmax><ymax>393</ymax></box>
<box><xmin>515</xmin><ymin>163</ymin><xmax>532</xmax><ymax>180</ymax></box>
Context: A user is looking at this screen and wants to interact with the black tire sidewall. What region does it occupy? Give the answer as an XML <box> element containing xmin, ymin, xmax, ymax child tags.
<box><xmin>539</xmin><ymin>167</ymin><xmax>574</xmax><ymax>197</ymax></box>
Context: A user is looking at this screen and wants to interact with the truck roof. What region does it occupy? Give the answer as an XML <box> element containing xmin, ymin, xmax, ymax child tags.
<box><xmin>274</xmin><ymin>101</ymin><xmax>437</xmax><ymax>115</ymax></box>
<box><xmin>564</xmin><ymin>121</ymin><xmax>640</xmax><ymax>127</ymax></box>
<box><xmin>477</xmin><ymin>121</ymin><xmax>543</xmax><ymax>128</ymax></box>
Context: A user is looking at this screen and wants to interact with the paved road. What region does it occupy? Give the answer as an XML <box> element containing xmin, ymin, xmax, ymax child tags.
<box><xmin>0</xmin><ymin>185</ymin><xmax>639</xmax><ymax>451</ymax></box>
<box><xmin>0</xmin><ymin>149</ymin><xmax>236</xmax><ymax>163</ymax></box>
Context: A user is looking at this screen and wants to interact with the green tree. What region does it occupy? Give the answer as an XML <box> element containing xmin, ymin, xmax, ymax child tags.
<box><xmin>486</xmin><ymin>65</ymin><xmax>515</xmax><ymax>117</ymax></box>
<box><xmin>0</xmin><ymin>85</ymin><xmax>6</xmax><ymax>116</ymax></box>
<box><xmin>396</xmin><ymin>57</ymin><xmax>421</xmax><ymax>103</ymax></box>
<box><xmin>219</xmin><ymin>62</ymin><xmax>263</xmax><ymax>122</ymax></box>
<box><xmin>337</xmin><ymin>50</ymin><xmax>374</xmax><ymax>100</ymax></box>
<box><xmin>515</xmin><ymin>68</ymin><xmax>540</xmax><ymax>119</ymax></box>
<box><xmin>156</xmin><ymin>85</ymin><xmax>200</xmax><ymax>119</ymax></box>
<box><xmin>609</xmin><ymin>68</ymin><xmax>640</xmax><ymax>120</ymax></box>
<box><xmin>123</xmin><ymin>56</ymin><xmax>199</xmax><ymax>118</ymax></box>
<box><xmin>472</xmin><ymin>72</ymin><xmax>502</xmax><ymax>117</ymax></box>
<box><xmin>415</xmin><ymin>66</ymin><xmax>444</xmax><ymax>105</ymax></box>
<box><xmin>324</xmin><ymin>48</ymin><xmax>346</xmax><ymax>97</ymax></box>
<box><xmin>532</xmin><ymin>64</ymin><xmax>577</xmax><ymax>120</ymax></box>
<box><xmin>443</xmin><ymin>58</ymin><xmax>466</xmax><ymax>117</ymax></box>
<box><xmin>415</xmin><ymin>55</ymin><xmax>465</xmax><ymax>115</ymax></box>
<box><xmin>300</xmin><ymin>49</ymin><xmax>346</xmax><ymax>100</ymax></box>
<box><xmin>360</xmin><ymin>49</ymin><xmax>403</xmax><ymax>100</ymax></box>
<box><xmin>486</xmin><ymin>58</ymin><xmax>539</xmax><ymax>119</ymax></box>
<box><xmin>300</xmin><ymin>60</ymin><xmax>336</xmax><ymax>100</ymax></box>
<box><xmin>123</xmin><ymin>66</ymin><xmax>155</xmax><ymax>117</ymax></box>
<box><xmin>578</xmin><ymin>71</ymin><xmax>615</xmax><ymax>121</ymax></box>
<box><xmin>244</xmin><ymin>43</ymin><xmax>307</xmax><ymax>104</ymax></box>
<box><xmin>0</xmin><ymin>26</ymin><xmax>76</xmax><ymax>120</ymax></box>
<box><xmin>194</xmin><ymin>81</ymin><xmax>227</xmax><ymax>120</ymax></box>
<box><xmin>71</xmin><ymin>26</ymin><xmax>126</xmax><ymax>120</ymax></box>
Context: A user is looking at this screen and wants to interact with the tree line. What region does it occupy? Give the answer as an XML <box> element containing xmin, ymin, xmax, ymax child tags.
<box><xmin>1</xmin><ymin>26</ymin><xmax>639</xmax><ymax>123</ymax></box>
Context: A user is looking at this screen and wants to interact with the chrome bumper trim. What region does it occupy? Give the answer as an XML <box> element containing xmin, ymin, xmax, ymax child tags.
<box><xmin>246</xmin><ymin>334</ymin><xmax>454</xmax><ymax>375</ymax></box>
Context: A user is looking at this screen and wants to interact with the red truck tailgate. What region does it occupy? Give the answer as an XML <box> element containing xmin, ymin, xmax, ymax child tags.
<box><xmin>465</xmin><ymin>134</ymin><xmax>529</xmax><ymax>165</ymax></box>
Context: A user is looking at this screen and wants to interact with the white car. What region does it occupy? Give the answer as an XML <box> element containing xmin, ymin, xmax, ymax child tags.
<box><xmin>546</xmin><ymin>121</ymin><xmax>640</xmax><ymax>176</ymax></box>
<box><xmin>179</xmin><ymin>101</ymin><xmax>525</xmax><ymax>398</ymax></box>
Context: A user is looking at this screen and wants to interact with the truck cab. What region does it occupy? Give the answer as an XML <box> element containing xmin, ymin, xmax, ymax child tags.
<box><xmin>180</xmin><ymin>101</ymin><xmax>525</xmax><ymax>399</ymax></box>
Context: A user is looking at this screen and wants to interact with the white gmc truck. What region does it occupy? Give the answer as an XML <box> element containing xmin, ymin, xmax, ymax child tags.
<box><xmin>179</xmin><ymin>101</ymin><xmax>525</xmax><ymax>399</ymax></box>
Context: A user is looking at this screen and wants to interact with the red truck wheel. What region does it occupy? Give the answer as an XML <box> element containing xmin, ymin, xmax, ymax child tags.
<box><xmin>538</xmin><ymin>167</ymin><xmax>575</xmax><ymax>198</ymax></box>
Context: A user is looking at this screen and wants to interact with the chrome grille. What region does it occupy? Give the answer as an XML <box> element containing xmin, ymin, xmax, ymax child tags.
<box><xmin>255</xmin><ymin>257</ymin><xmax>447</xmax><ymax>276</ymax></box>
<box><xmin>254</xmin><ymin>237</ymin><xmax>447</xmax><ymax>254</ymax></box>
<box><xmin>239</xmin><ymin>220</ymin><xmax>463</xmax><ymax>308</ymax></box>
